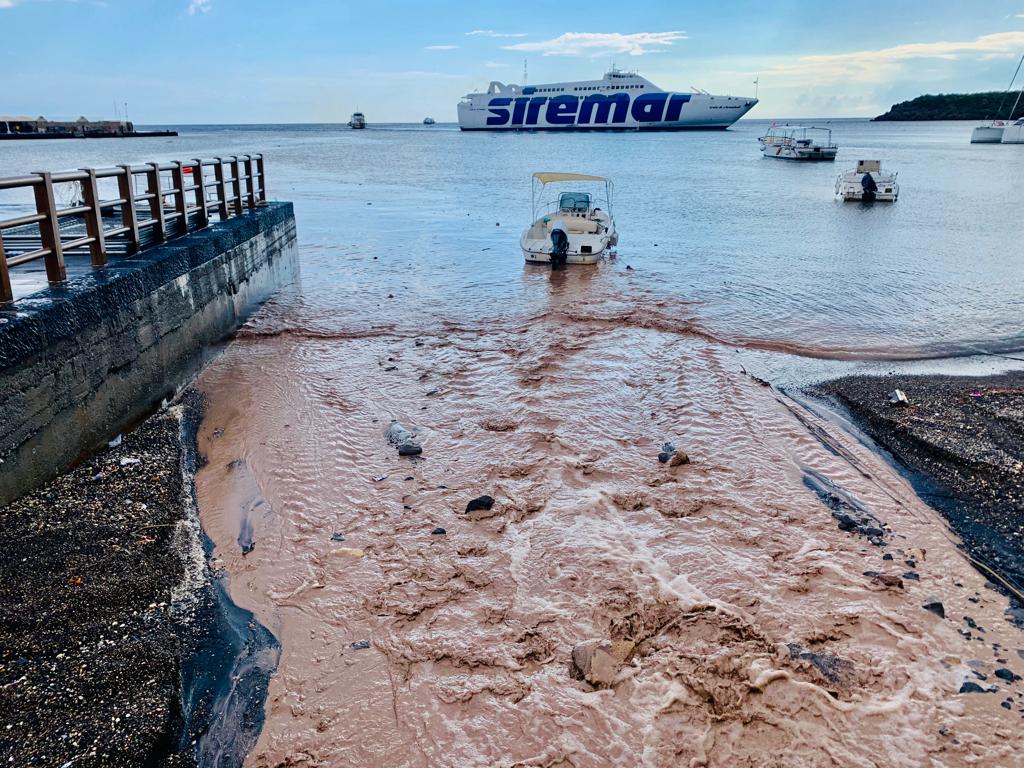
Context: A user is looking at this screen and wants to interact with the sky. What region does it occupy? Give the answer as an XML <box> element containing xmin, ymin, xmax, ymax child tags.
<box><xmin>2</xmin><ymin>0</ymin><xmax>1024</xmax><ymax>123</ymax></box>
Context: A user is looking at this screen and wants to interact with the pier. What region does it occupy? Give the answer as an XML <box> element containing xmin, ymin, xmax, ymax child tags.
<box><xmin>0</xmin><ymin>153</ymin><xmax>297</xmax><ymax>503</ymax></box>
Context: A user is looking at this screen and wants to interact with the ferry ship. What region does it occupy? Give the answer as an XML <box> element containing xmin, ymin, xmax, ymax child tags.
<box><xmin>458</xmin><ymin>69</ymin><xmax>757</xmax><ymax>131</ymax></box>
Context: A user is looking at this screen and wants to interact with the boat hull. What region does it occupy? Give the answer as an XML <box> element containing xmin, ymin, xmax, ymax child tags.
<box><xmin>761</xmin><ymin>145</ymin><xmax>837</xmax><ymax>161</ymax></box>
<box><xmin>1001</xmin><ymin>123</ymin><xmax>1024</xmax><ymax>143</ymax></box>
<box><xmin>971</xmin><ymin>126</ymin><xmax>1005</xmax><ymax>143</ymax></box>
<box><xmin>459</xmin><ymin>92</ymin><xmax>756</xmax><ymax>131</ymax></box>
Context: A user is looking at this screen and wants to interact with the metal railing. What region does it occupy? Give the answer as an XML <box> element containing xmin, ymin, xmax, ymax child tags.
<box><xmin>0</xmin><ymin>153</ymin><xmax>267</xmax><ymax>304</ymax></box>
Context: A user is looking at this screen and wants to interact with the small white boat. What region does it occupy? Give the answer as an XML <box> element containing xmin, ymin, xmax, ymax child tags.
<box><xmin>349</xmin><ymin>112</ymin><xmax>366</xmax><ymax>129</ymax></box>
<box><xmin>1001</xmin><ymin>117</ymin><xmax>1024</xmax><ymax>144</ymax></box>
<box><xmin>422</xmin><ymin>117</ymin><xmax>436</xmax><ymax>125</ymax></box>
<box><xmin>971</xmin><ymin>123</ymin><xmax>1005</xmax><ymax>143</ymax></box>
<box><xmin>759</xmin><ymin>124</ymin><xmax>838</xmax><ymax>161</ymax></box>
<box><xmin>836</xmin><ymin>160</ymin><xmax>899</xmax><ymax>202</ymax></box>
<box><xmin>520</xmin><ymin>172</ymin><xmax>617</xmax><ymax>266</ymax></box>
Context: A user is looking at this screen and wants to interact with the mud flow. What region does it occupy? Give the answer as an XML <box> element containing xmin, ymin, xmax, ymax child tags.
<box><xmin>195</xmin><ymin>280</ymin><xmax>1024</xmax><ymax>767</ymax></box>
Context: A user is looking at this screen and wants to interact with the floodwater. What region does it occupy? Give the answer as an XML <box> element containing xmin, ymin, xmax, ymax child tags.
<box><xmin>5</xmin><ymin>122</ymin><xmax>1024</xmax><ymax>766</ymax></box>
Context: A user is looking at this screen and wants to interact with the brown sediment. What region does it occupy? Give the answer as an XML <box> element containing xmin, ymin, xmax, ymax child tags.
<box><xmin>193</xmin><ymin>311</ymin><xmax>1024</xmax><ymax>768</ymax></box>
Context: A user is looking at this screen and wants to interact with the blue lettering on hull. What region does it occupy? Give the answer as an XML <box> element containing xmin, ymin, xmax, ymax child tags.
<box><xmin>485</xmin><ymin>93</ymin><xmax>691</xmax><ymax>127</ymax></box>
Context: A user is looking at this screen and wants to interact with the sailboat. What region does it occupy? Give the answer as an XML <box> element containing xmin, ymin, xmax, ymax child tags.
<box><xmin>971</xmin><ymin>52</ymin><xmax>1023</xmax><ymax>143</ymax></box>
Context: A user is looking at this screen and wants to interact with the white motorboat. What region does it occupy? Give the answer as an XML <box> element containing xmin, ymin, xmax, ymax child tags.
<box><xmin>520</xmin><ymin>173</ymin><xmax>617</xmax><ymax>266</ymax></box>
<box><xmin>759</xmin><ymin>125</ymin><xmax>837</xmax><ymax>161</ymax></box>
<box><xmin>349</xmin><ymin>112</ymin><xmax>366</xmax><ymax>129</ymax></box>
<box><xmin>970</xmin><ymin>123</ymin><xmax>1005</xmax><ymax>143</ymax></box>
<box><xmin>836</xmin><ymin>160</ymin><xmax>899</xmax><ymax>202</ymax></box>
<box><xmin>1002</xmin><ymin>117</ymin><xmax>1024</xmax><ymax>144</ymax></box>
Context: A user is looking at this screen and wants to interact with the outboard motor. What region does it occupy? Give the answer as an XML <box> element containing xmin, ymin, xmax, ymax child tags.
<box><xmin>550</xmin><ymin>227</ymin><xmax>569</xmax><ymax>270</ymax></box>
<box><xmin>861</xmin><ymin>172</ymin><xmax>878</xmax><ymax>201</ymax></box>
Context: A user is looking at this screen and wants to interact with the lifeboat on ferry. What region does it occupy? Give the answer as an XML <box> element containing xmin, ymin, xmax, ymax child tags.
<box><xmin>520</xmin><ymin>172</ymin><xmax>617</xmax><ymax>266</ymax></box>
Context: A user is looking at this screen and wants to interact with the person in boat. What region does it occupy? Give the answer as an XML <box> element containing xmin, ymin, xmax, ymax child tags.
<box><xmin>549</xmin><ymin>219</ymin><xmax>569</xmax><ymax>270</ymax></box>
<box><xmin>861</xmin><ymin>172</ymin><xmax>878</xmax><ymax>200</ymax></box>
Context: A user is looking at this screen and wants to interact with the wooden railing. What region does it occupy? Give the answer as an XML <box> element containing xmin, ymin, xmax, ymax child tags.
<box><xmin>0</xmin><ymin>154</ymin><xmax>267</xmax><ymax>304</ymax></box>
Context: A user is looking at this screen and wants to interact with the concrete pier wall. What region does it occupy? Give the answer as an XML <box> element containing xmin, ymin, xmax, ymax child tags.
<box><xmin>0</xmin><ymin>202</ymin><xmax>297</xmax><ymax>505</ymax></box>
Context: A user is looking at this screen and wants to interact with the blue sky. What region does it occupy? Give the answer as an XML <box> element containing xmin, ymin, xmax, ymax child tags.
<box><xmin>3</xmin><ymin>0</ymin><xmax>1024</xmax><ymax>122</ymax></box>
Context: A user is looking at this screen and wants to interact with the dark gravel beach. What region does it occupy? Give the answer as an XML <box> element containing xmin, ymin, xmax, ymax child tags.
<box><xmin>817</xmin><ymin>370</ymin><xmax>1024</xmax><ymax>604</ymax></box>
<box><xmin>0</xmin><ymin>407</ymin><xmax>196</xmax><ymax>767</ymax></box>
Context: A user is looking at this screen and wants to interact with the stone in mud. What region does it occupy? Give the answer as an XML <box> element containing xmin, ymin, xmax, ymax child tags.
<box><xmin>331</xmin><ymin>532</ymin><xmax>346</xmax><ymax>542</ymax></box>
<box><xmin>571</xmin><ymin>639</ymin><xmax>635</xmax><ymax>686</ymax></box>
<box><xmin>903</xmin><ymin>571</ymin><xmax>920</xmax><ymax>581</ymax></box>
<box><xmin>889</xmin><ymin>389</ymin><xmax>911</xmax><ymax>407</ymax></box>
<box><xmin>386</xmin><ymin>421</ymin><xmax>422</xmax><ymax>457</ymax></box>
<box><xmin>351</xmin><ymin>640</ymin><xmax>370</xmax><ymax>650</ymax></box>
<box><xmin>923</xmin><ymin>600</ymin><xmax>946</xmax><ymax>619</ymax></box>
<box><xmin>658</xmin><ymin>442</ymin><xmax>675</xmax><ymax>463</ymax></box>
<box><xmin>871</xmin><ymin>573</ymin><xmax>904</xmax><ymax>589</ymax></box>
<box><xmin>465</xmin><ymin>495</ymin><xmax>495</xmax><ymax>514</ymax></box>
<box><xmin>669</xmin><ymin>450</ymin><xmax>690</xmax><ymax>467</ymax></box>
<box><xmin>431</xmin><ymin>527</ymin><xmax>447</xmax><ymax>535</ymax></box>
<box><xmin>994</xmin><ymin>667</ymin><xmax>1019</xmax><ymax>682</ymax></box>
<box><xmin>959</xmin><ymin>681</ymin><xmax>989</xmax><ymax>694</ymax></box>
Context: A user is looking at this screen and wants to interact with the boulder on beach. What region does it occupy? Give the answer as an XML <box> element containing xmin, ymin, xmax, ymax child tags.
<box><xmin>386</xmin><ymin>421</ymin><xmax>422</xmax><ymax>456</ymax></box>
<box><xmin>571</xmin><ymin>639</ymin><xmax>635</xmax><ymax>686</ymax></box>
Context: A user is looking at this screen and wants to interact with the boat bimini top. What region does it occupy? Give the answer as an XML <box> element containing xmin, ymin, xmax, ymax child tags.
<box><xmin>530</xmin><ymin>172</ymin><xmax>613</xmax><ymax>220</ymax></box>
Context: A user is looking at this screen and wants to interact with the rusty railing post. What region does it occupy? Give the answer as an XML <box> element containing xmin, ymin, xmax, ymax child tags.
<box><xmin>229</xmin><ymin>156</ymin><xmax>243</xmax><ymax>215</ymax></box>
<box><xmin>146</xmin><ymin>163</ymin><xmax>166</xmax><ymax>243</ymax></box>
<box><xmin>213</xmin><ymin>158</ymin><xmax>229</xmax><ymax>220</ymax></box>
<box><xmin>170</xmin><ymin>161</ymin><xmax>189</xmax><ymax>235</ymax></box>
<box><xmin>243</xmin><ymin>155</ymin><xmax>256</xmax><ymax>209</ymax></box>
<box><xmin>117</xmin><ymin>165</ymin><xmax>140</xmax><ymax>254</ymax></box>
<box><xmin>255</xmin><ymin>154</ymin><xmax>267</xmax><ymax>205</ymax></box>
<box><xmin>0</xmin><ymin>233</ymin><xmax>12</xmax><ymax>304</ymax></box>
<box><xmin>32</xmin><ymin>172</ymin><xmax>66</xmax><ymax>284</ymax></box>
<box><xmin>80</xmin><ymin>168</ymin><xmax>107</xmax><ymax>266</ymax></box>
<box><xmin>191</xmin><ymin>159</ymin><xmax>209</xmax><ymax>228</ymax></box>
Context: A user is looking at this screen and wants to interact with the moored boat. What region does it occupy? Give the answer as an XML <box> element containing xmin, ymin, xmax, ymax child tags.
<box><xmin>971</xmin><ymin>52</ymin><xmax>1023</xmax><ymax>143</ymax></box>
<box><xmin>759</xmin><ymin>125</ymin><xmax>837</xmax><ymax>160</ymax></box>
<box><xmin>1002</xmin><ymin>117</ymin><xmax>1024</xmax><ymax>144</ymax></box>
<box><xmin>836</xmin><ymin>160</ymin><xmax>899</xmax><ymax>202</ymax></box>
<box><xmin>349</xmin><ymin>112</ymin><xmax>366</xmax><ymax>129</ymax></box>
<box><xmin>520</xmin><ymin>173</ymin><xmax>617</xmax><ymax>266</ymax></box>
<box><xmin>970</xmin><ymin>123</ymin><xmax>1005</xmax><ymax>143</ymax></box>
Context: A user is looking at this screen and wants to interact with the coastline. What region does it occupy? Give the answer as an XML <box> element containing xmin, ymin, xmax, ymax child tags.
<box><xmin>0</xmin><ymin>393</ymin><xmax>278</xmax><ymax>767</ymax></box>
<box><xmin>814</xmin><ymin>370</ymin><xmax>1024</xmax><ymax>612</ymax></box>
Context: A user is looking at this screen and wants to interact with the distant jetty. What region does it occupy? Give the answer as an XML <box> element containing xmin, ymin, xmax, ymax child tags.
<box><xmin>0</xmin><ymin>115</ymin><xmax>176</xmax><ymax>139</ymax></box>
<box><xmin>874</xmin><ymin>91</ymin><xmax>1024</xmax><ymax>121</ymax></box>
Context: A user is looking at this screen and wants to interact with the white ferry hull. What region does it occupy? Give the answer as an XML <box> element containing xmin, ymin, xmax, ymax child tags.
<box><xmin>459</xmin><ymin>87</ymin><xmax>756</xmax><ymax>131</ymax></box>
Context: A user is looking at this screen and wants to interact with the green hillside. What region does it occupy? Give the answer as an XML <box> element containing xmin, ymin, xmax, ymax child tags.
<box><xmin>874</xmin><ymin>91</ymin><xmax>1024</xmax><ymax>121</ymax></box>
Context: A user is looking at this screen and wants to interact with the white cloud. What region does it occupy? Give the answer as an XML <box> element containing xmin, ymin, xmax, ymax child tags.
<box><xmin>187</xmin><ymin>0</ymin><xmax>210</xmax><ymax>15</ymax></box>
<box><xmin>425</xmin><ymin>45</ymin><xmax>458</xmax><ymax>51</ymax></box>
<box><xmin>504</xmin><ymin>31</ymin><xmax>686</xmax><ymax>57</ymax></box>
<box><xmin>763</xmin><ymin>31</ymin><xmax>1024</xmax><ymax>85</ymax></box>
<box><xmin>465</xmin><ymin>30</ymin><xmax>528</xmax><ymax>38</ymax></box>
<box><xmin>0</xmin><ymin>0</ymin><xmax>17</xmax><ymax>8</ymax></box>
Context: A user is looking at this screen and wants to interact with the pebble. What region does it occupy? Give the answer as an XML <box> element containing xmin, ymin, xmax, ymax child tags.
<box><xmin>431</xmin><ymin>527</ymin><xmax>446</xmax><ymax>535</ymax></box>
<box><xmin>923</xmin><ymin>600</ymin><xmax>946</xmax><ymax>619</ymax></box>
<box><xmin>465</xmin><ymin>495</ymin><xmax>495</xmax><ymax>513</ymax></box>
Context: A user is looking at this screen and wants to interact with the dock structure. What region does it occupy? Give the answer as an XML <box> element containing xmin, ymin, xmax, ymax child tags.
<box><xmin>0</xmin><ymin>152</ymin><xmax>296</xmax><ymax>504</ymax></box>
<box><xmin>0</xmin><ymin>154</ymin><xmax>267</xmax><ymax>304</ymax></box>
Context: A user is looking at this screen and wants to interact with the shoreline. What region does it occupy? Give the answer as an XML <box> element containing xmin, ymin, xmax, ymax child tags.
<box><xmin>814</xmin><ymin>370</ymin><xmax>1024</xmax><ymax>617</ymax></box>
<box><xmin>0</xmin><ymin>393</ymin><xmax>277</xmax><ymax>767</ymax></box>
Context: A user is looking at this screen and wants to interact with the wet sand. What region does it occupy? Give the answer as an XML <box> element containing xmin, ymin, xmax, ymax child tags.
<box><xmin>194</xmin><ymin>297</ymin><xmax>1024</xmax><ymax>767</ymax></box>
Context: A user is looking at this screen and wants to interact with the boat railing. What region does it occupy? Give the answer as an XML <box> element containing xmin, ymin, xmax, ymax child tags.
<box><xmin>0</xmin><ymin>153</ymin><xmax>267</xmax><ymax>304</ymax></box>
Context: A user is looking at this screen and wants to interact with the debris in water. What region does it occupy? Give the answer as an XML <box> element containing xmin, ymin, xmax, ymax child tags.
<box><xmin>889</xmin><ymin>389</ymin><xmax>910</xmax><ymax>407</ymax></box>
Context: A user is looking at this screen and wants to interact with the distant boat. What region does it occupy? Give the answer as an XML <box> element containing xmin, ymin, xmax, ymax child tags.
<box><xmin>422</xmin><ymin>117</ymin><xmax>436</xmax><ymax>125</ymax></box>
<box><xmin>971</xmin><ymin>52</ymin><xmax>1023</xmax><ymax>143</ymax></box>
<box><xmin>349</xmin><ymin>112</ymin><xmax>366</xmax><ymax>129</ymax></box>
<box><xmin>759</xmin><ymin>125</ymin><xmax>837</xmax><ymax>161</ymax></box>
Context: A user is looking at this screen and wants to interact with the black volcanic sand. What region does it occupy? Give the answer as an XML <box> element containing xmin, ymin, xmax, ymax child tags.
<box><xmin>817</xmin><ymin>371</ymin><xmax>1024</xmax><ymax>611</ymax></box>
<box><xmin>0</xmin><ymin>407</ymin><xmax>195</xmax><ymax>766</ymax></box>
<box><xmin>0</xmin><ymin>394</ymin><xmax>279</xmax><ymax>768</ymax></box>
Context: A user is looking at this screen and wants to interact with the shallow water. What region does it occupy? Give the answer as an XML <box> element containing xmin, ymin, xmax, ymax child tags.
<box><xmin>6</xmin><ymin>122</ymin><xmax>1024</xmax><ymax>765</ymax></box>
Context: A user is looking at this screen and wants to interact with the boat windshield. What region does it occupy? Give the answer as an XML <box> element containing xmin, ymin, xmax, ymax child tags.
<box><xmin>559</xmin><ymin>192</ymin><xmax>591</xmax><ymax>213</ymax></box>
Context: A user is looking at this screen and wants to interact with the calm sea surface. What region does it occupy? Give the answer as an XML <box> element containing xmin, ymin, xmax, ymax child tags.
<box><xmin>2</xmin><ymin>120</ymin><xmax>1022</xmax><ymax>362</ymax></box>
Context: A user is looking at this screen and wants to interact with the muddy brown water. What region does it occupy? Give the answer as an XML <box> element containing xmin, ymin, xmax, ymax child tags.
<box><xmin>195</xmin><ymin>283</ymin><xmax>1024</xmax><ymax>767</ymax></box>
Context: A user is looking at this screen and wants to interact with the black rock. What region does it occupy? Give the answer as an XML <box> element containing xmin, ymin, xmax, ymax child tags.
<box><xmin>863</xmin><ymin>527</ymin><xmax>884</xmax><ymax>537</ymax></box>
<box><xmin>995</xmin><ymin>668</ymin><xmax>1018</xmax><ymax>682</ymax></box>
<box><xmin>351</xmin><ymin>640</ymin><xmax>370</xmax><ymax>650</ymax></box>
<box><xmin>465</xmin><ymin>495</ymin><xmax>495</xmax><ymax>513</ymax></box>
<box><xmin>398</xmin><ymin>443</ymin><xmax>423</xmax><ymax>456</ymax></box>
<box><xmin>241</xmin><ymin>541</ymin><xmax>255</xmax><ymax>555</ymax></box>
<box><xmin>1001</xmin><ymin>700</ymin><xmax>1012</xmax><ymax>709</ymax></box>
<box><xmin>923</xmin><ymin>600</ymin><xmax>946</xmax><ymax>619</ymax></box>
<box><xmin>658</xmin><ymin>442</ymin><xmax>675</xmax><ymax>463</ymax></box>
<box><xmin>882</xmin><ymin>553</ymin><xmax>894</xmax><ymax>561</ymax></box>
<box><xmin>959</xmin><ymin>681</ymin><xmax>987</xmax><ymax>694</ymax></box>
<box><xmin>903</xmin><ymin>571</ymin><xmax>920</xmax><ymax>581</ymax></box>
<box><xmin>431</xmin><ymin>527</ymin><xmax>446</xmax><ymax>535</ymax></box>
